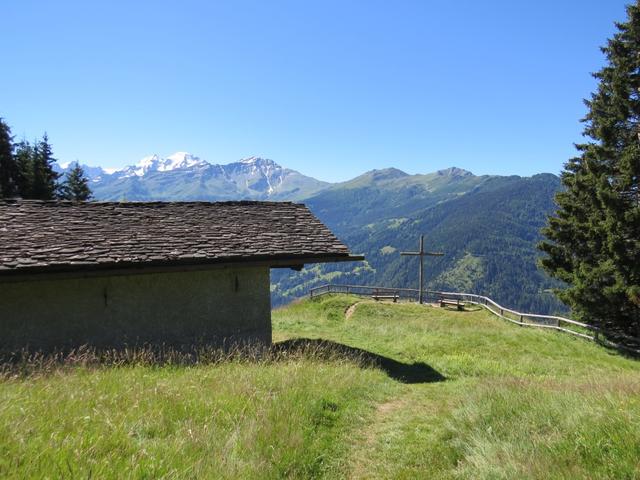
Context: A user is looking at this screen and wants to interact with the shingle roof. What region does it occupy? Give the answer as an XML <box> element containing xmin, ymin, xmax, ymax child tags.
<box><xmin>0</xmin><ymin>200</ymin><xmax>358</xmax><ymax>277</ymax></box>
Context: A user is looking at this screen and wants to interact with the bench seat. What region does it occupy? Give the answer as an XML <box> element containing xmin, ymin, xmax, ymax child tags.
<box><xmin>439</xmin><ymin>298</ymin><xmax>464</xmax><ymax>310</ymax></box>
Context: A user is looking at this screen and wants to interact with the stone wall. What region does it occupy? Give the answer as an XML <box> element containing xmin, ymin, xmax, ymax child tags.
<box><xmin>0</xmin><ymin>266</ymin><xmax>272</xmax><ymax>351</ymax></box>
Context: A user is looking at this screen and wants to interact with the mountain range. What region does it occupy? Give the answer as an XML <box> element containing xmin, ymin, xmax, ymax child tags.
<box><xmin>54</xmin><ymin>153</ymin><xmax>565</xmax><ymax>314</ymax></box>
<box><xmin>55</xmin><ymin>153</ymin><xmax>328</xmax><ymax>201</ymax></box>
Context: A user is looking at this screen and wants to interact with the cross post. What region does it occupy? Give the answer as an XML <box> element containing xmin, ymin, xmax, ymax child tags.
<box><xmin>400</xmin><ymin>235</ymin><xmax>443</xmax><ymax>304</ymax></box>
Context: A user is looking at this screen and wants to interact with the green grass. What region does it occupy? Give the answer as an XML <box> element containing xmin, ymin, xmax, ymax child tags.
<box><xmin>274</xmin><ymin>295</ymin><xmax>640</xmax><ymax>479</ymax></box>
<box><xmin>1</xmin><ymin>294</ymin><xmax>639</xmax><ymax>479</ymax></box>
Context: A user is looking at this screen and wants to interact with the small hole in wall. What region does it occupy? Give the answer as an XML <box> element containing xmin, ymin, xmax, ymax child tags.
<box><xmin>235</xmin><ymin>275</ymin><xmax>239</xmax><ymax>292</ymax></box>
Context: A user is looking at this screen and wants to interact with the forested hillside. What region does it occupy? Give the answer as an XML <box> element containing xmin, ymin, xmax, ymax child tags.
<box><xmin>272</xmin><ymin>170</ymin><xmax>565</xmax><ymax>314</ymax></box>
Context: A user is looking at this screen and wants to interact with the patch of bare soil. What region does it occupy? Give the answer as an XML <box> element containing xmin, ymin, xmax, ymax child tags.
<box><xmin>345</xmin><ymin>302</ymin><xmax>362</xmax><ymax>320</ymax></box>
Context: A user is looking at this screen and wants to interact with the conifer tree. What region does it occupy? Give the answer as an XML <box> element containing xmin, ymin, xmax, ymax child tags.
<box><xmin>14</xmin><ymin>139</ymin><xmax>34</xmax><ymax>198</ymax></box>
<box><xmin>60</xmin><ymin>162</ymin><xmax>92</xmax><ymax>201</ymax></box>
<box><xmin>539</xmin><ymin>2</ymin><xmax>640</xmax><ymax>340</ymax></box>
<box><xmin>30</xmin><ymin>133</ymin><xmax>60</xmax><ymax>200</ymax></box>
<box><xmin>0</xmin><ymin>118</ymin><xmax>17</xmax><ymax>198</ymax></box>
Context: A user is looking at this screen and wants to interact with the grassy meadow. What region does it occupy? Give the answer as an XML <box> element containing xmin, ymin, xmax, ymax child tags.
<box><xmin>1</xmin><ymin>294</ymin><xmax>639</xmax><ymax>479</ymax></box>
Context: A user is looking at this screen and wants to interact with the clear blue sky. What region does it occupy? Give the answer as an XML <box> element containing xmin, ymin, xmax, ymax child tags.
<box><xmin>1</xmin><ymin>1</ymin><xmax>630</xmax><ymax>182</ymax></box>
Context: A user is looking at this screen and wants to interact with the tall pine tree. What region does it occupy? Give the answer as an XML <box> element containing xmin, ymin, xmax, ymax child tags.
<box><xmin>539</xmin><ymin>2</ymin><xmax>640</xmax><ymax>341</ymax></box>
<box><xmin>0</xmin><ymin>118</ymin><xmax>17</xmax><ymax>198</ymax></box>
<box><xmin>14</xmin><ymin>139</ymin><xmax>34</xmax><ymax>198</ymax></box>
<box><xmin>60</xmin><ymin>162</ymin><xmax>92</xmax><ymax>200</ymax></box>
<box><xmin>30</xmin><ymin>133</ymin><xmax>60</xmax><ymax>200</ymax></box>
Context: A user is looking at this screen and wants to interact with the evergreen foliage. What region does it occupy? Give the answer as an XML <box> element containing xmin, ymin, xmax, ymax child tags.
<box><xmin>0</xmin><ymin>118</ymin><xmax>16</xmax><ymax>198</ymax></box>
<box><xmin>10</xmin><ymin>136</ymin><xmax>60</xmax><ymax>200</ymax></box>
<box><xmin>0</xmin><ymin>117</ymin><xmax>90</xmax><ymax>201</ymax></box>
<box><xmin>30</xmin><ymin>134</ymin><xmax>60</xmax><ymax>200</ymax></box>
<box><xmin>539</xmin><ymin>2</ymin><xmax>640</xmax><ymax>340</ymax></box>
<box><xmin>59</xmin><ymin>162</ymin><xmax>93</xmax><ymax>200</ymax></box>
<box><xmin>13</xmin><ymin>140</ymin><xmax>35</xmax><ymax>198</ymax></box>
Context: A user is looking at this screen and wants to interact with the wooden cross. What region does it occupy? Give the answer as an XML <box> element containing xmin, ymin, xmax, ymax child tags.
<box><xmin>400</xmin><ymin>235</ymin><xmax>443</xmax><ymax>304</ymax></box>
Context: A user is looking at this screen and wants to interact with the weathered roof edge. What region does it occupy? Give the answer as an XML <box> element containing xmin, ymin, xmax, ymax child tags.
<box><xmin>0</xmin><ymin>252</ymin><xmax>365</xmax><ymax>283</ymax></box>
<box><xmin>0</xmin><ymin>199</ymin><xmax>300</xmax><ymax>206</ymax></box>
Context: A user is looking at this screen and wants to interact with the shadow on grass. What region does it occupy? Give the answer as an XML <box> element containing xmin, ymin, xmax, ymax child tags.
<box><xmin>461</xmin><ymin>305</ymin><xmax>483</xmax><ymax>312</ymax></box>
<box><xmin>273</xmin><ymin>338</ymin><xmax>445</xmax><ymax>384</ymax></box>
<box><xmin>436</xmin><ymin>304</ymin><xmax>483</xmax><ymax>313</ymax></box>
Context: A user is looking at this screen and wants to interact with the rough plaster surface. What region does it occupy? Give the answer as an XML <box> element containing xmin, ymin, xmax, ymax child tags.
<box><xmin>0</xmin><ymin>266</ymin><xmax>272</xmax><ymax>351</ymax></box>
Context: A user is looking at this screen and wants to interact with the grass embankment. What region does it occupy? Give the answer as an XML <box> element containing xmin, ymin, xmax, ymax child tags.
<box><xmin>1</xmin><ymin>294</ymin><xmax>640</xmax><ymax>479</ymax></box>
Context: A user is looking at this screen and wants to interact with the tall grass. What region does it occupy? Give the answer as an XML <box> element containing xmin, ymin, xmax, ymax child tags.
<box><xmin>1</xmin><ymin>294</ymin><xmax>639</xmax><ymax>479</ymax></box>
<box><xmin>275</xmin><ymin>295</ymin><xmax>640</xmax><ymax>479</ymax></box>
<box><xmin>448</xmin><ymin>376</ymin><xmax>640</xmax><ymax>479</ymax></box>
<box><xmin>0</xmin><ymin>340</ymin><xmax>379</xmax><ymax>379</ymax></box>
<box><xmin>0</xmin><ymin>343</ymin><xmax>389</xmax><ymax>479</ymax></box>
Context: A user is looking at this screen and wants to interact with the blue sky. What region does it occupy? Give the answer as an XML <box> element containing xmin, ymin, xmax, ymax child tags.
<box><xmin>1</xmin><ymin>1</ymin><xmax>629</xmax><ymax>182</ymax></box>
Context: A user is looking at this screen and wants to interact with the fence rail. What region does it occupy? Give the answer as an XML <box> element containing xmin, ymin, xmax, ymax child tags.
<box><xmin>308</xmin><ymin>284</ymin><xmax>640</xmax><ymax>355</ymax></box>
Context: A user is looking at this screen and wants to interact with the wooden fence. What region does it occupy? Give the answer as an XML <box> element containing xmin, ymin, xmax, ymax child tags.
<box><xmin>308</xmin><ymin>284</ymin><xmax>640</xmax><ymax>355</ymax></box>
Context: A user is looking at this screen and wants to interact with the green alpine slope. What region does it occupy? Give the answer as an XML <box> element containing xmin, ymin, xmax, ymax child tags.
<box><xmin>272</xmin><ymin>171</ymin><xmax>564</xmax><ymax>314</ymax></box>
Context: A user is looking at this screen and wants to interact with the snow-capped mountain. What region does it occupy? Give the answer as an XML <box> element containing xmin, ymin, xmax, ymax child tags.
<box><xmin>222</xmin><ymin>156</ymin><xmax>290</xmax><ymax>195</ymax></box>
<box><xmin>54</xmin><ymin>153</ymin><xmax>330</xmax><ymax>201</ymax></box>
<box><xmin>53</xmin><ymin>162</ymin><xmax>115</xmax><ymax>180</ymax></box>
<box><xmin>117</xmin><ymin>152</ymin><xmax>209</xmax><ymax>178</ymax></box>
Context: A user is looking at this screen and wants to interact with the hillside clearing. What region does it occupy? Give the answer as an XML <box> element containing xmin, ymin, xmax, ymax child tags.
<box><xmin>1</xmin><ymin>295</ymin><xmax>639</xmax><ymax>479</ymax></box>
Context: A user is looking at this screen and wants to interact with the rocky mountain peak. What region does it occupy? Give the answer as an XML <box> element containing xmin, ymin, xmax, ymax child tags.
<box><xmin>436</xmin><ymin>167</ymin><xmax>473</xmax><ymax>177</ymax></box>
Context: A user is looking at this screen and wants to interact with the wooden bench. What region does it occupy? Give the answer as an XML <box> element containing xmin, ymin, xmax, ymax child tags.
<box><xmin>371</xmin><ymin>290</ymin><xmax>400</xmax><ymax>302</ymax></box>
<box><xmin>439</xmin><ymin>298</ymin><xmax>464</xmax><ymax>310</ymax></box>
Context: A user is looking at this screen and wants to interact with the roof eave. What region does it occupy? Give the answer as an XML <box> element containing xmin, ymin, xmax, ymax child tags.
<box><xmin>0</xmin><ymin>254</ymin><xmax>365</xmax><ymax>283</ymax></box>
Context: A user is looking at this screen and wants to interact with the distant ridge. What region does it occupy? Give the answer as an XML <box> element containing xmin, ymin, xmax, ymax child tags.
<box><xmin>53</xmin><ymin>153</ymin><xmax>491</xmax><ymax>203</ymax></box>
<box><xmin>54</xmin><ymin>153</ymin><xmax>329</xmax><ymax>201</ymax></box>
<box><xmin>436</xmin><ymin>167</ymin><xmax>472</xmax><ymax>177</ymax></box>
